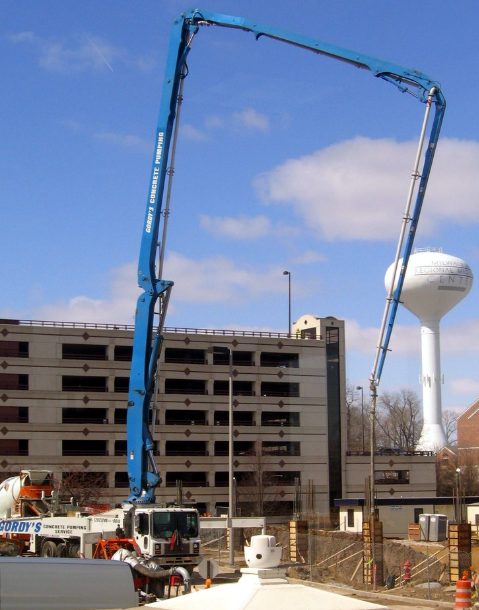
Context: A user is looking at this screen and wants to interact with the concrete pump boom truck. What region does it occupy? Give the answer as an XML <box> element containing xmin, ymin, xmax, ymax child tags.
<box><xmin>1</xmin><ymin>6</ymin><xmax>445</xmax><ymax>602</ymax></box>
<box><xmin>126</xmin><ymin>7</ymin><xmax>444</xmax><ymax>508</ymax></box>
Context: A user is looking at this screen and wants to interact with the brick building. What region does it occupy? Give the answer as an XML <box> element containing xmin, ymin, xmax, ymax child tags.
<box><xmin>457</xmin><ymin>399</ymin><xmax>479</xmax><ymax>450</ymax></box>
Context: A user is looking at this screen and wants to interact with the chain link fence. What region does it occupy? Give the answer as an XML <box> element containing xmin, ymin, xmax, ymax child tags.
<box><xmin>200</xmin><ymin>520</ymin><xmax>472</xmax><ymax>595</ymax></box>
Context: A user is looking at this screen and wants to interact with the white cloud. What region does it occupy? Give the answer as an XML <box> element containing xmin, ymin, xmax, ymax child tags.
<box><xmin>8</xmin><ymin>31</ymin><xmax>153</xmax><ymax>73</ymax></box>
<box><xmin>346</xmin><ymin>315</ymin><xmax>479</xmax><ymax>358</ymax></box>
<box><xmin>254</xmin><ymin>136</ymin><xmax>479</xmax><ymax>241</ymax></box>
<box><xmin>442</xmin><ymin>319</ymin><xmax>479</xmax><ymax>353</ymax></box>
<box><xmin>344</xmin><ymin>318</ymin><xmax>382</xmax><ymax>354</ymax></box>
<box><xmin>345</xmin><ymin>317</ymin><xmax>419</xmax><ymax>357</ymax></box>
<box><xmin>232</xmin><ymin>108</ymin><xmax>270</xmax><ymax>132</ymax></box>
<box><xmin>9</xmin><ymin>32</ymin><xmax>35</xmax><ymax>43</ymax></box>
<box><xmin>163</xmin><ymin>252</ymin><xmax>289</xmax><ymax>303</ymax></box>
<box><xmin>200</xmin><ymin>215</ymin><xmax>272</xmax><ymax>239</ymax></box>
<box><xmin>180</xmin><ymin>124</ymin><xmax>209</xmax><ymax>141</ymax></box>
<box><xmin>29</xmin><ymin>253</ymin><xmax>294</xmax><ymax>323</ymax></box>
<box><xmin>449</xmin><ymin>378</ymin><xmax>479</xmax><ymax>396</ymax></box>
<box><xmin>201</xmin><ymin>109</ymin><xmax>270</xmax><ymax>136</ymax></box>
<box><xmin>200</xmin><ymin>214</ymin><xmax>301</xmax><ymax>241</ymax></box>
<box><xmin>95</xmin><ymin>132</ymin><xmax>151</xmax><ymax>153</ymax></box>
<box><xmin>292</xmin><ymin>250</ymin><xmax>327</xmax><ymax>265</ymax></box>
<box><xmin>204</xmin><ymin>116</ymin><xmax>224</xmax><ymax>129</ymax></box>
<box><xmin>37</xmin><ymin>263</ymin><xmax>138</xmax><ymax>325</ymax></box>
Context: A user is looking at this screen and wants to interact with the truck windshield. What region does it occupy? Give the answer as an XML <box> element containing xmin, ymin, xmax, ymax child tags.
<box><xmin>151</xmin><ymin>511</ymin><xmax>198</xmax><ymax>540</ymax></box>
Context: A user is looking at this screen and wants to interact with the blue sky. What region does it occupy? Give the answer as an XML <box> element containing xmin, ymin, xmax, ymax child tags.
<box><xmin>2</xmin><ymin>1</ymin><xmax>479</xmax><ymax>417</ymax></box>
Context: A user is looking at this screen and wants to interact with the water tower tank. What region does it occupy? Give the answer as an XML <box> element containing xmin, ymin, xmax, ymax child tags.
<box><xmin>385</xmin><ymin>248</ymin><xmax>473</xmax><ymax>451</ymax></box>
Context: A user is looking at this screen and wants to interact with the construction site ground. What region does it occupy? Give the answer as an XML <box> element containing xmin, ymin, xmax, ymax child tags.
<box><xmin>200</xmin><ymin>527</ymin><xmax>477</xmax><ymax>609</ymax></box>
<box><xmin>188</xmin><ymin>561</ymin><xmax>458</xmax><ymax>610</ymax></box>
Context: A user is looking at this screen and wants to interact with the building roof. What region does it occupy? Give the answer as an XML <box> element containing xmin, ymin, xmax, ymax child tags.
<box><xmin>456</xmin><ymin>398</ymin><xmax>479</xmax><ymax>422</ymax></box>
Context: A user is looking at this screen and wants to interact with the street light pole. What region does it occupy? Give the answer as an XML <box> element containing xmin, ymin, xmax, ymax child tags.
<box><xmin>207</xmin><ymin>345</ymin><xmax>235</xmax><ymax>565</ymax></box>
<box><xmin>369</xmin><ymin>382</ymin><xmax>377</xmax><ymax>587</ymax></box>
<box><xmin>356</xmin><ymin>386</ymin><xmax>365</xmax><ymax>453</ymax></box>
<box><xmin>369</xmin><ymin>383</ymin><xmax>377</xmax><ymax>516</ymax></box>
<box><xmin>228</xmin><ymin>346</ymin><xmax>235</xmax><ymax>566</ymax></box>
<box><xmin>456</xmin><ymin>468</ymin><xmax>462</xmax><ymax>523</ymax></box>
<box><xmin>283</xmin><ymin>271</ymin><xmax>291</xmax><ymax>336</ymax></box>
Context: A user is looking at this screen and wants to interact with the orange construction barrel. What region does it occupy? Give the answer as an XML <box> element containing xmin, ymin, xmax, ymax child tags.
<box><xmin>455</xmin><ymin>577</ymin><xmax>472</xmax><ymax>609</ymax></box>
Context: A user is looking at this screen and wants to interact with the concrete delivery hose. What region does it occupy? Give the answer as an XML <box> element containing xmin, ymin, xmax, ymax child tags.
<box><xmin>111</xmin><ymin>548</ymin><xmax>191</xmax><ymax>593</ymax></box>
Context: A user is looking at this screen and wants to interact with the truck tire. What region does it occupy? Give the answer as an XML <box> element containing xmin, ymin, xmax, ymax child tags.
<box><xmin>148</xmin><ymin>578</ymin><xmax>165</xmax><ymax>600</ymax></box>
<box><xmin>41</xmin><ymin>540</ymin><xmax>57</xmax><ymax>557</ymax></box>
<box><xmin>56</xmin><ymin>542</ymin><xmax>68</xmax><ymax>557</ymax></box>
<box><xmin>68</xmin><ymin>542</ymin><xmax>80</xmax><ymax>558</ymax></box>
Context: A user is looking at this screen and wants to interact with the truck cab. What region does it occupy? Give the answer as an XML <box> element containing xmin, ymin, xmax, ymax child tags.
<box><xmin>131</xmin><ymin>506</ymin><xmax>200</xmax><ymax>570</ymax></box>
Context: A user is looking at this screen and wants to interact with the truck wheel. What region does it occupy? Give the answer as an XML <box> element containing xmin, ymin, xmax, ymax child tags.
<box><xmin>149</xmin><ymin>578</ymin><xmax>165</xmax><ymax>600</ymax></box>
<box><xmin>68</xmin><ymin>542</ymin><xmax>80</xmax><ymax>558</ymax></box>
<box><xmin>56</xmin><ymin>543</ymin><xmax>68</xmax><ymax>557</ymax></box>
<box><xmin>41</xmin><ymin>541</ymin><xmax>57</xmax><ymax>557</ymax></box>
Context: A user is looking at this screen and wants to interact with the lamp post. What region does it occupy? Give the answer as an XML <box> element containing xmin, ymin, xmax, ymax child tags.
<box><xmin>227</xmin><ymin>346</ymin><xmax>234</xmax><ymax>566</ymax></box>
<box><xmin>369</xmin><ymin>382</ymin><xmax>377</xmax><ymax>587</ymax></box>
<box><xmin>208</xmin><ymin>345</ymin><xmax>235</xmax><ymax>565</ymax></box>
<box><xmin>369</xmin><ymin>383</ymin><xmax>377</xmax><ymax>516</ymax></box>
<box><xmin>283</xmin><ymin>271</ymin><xmax>291</xmax><ymax>336</ymax></box>
<box><xmin>356</xmin><ymin>386</ymin><xmax>365</xmax><ymax>453</ymax></box>
<box><xmin>456</xmin><ymin>467</ymin><xmax>462</xmax><ymax>523</ymax></box>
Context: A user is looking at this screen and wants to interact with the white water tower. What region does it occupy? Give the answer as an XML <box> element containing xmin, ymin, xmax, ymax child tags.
<box><xmin>385</xmin><ymin>248</ymin><xmax>473</xmax><ymax>451</ymax></box>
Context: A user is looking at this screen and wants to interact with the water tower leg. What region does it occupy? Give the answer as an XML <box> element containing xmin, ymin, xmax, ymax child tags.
<box><xmin>417</xmin><ymin>318</ymin><xmax>447</xmax><ymax>451</ymax></box>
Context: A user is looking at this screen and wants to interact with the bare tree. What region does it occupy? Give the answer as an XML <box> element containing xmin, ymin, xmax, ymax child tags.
<box><xmin>436</xmin><ymin>449</ymin><xmax>457</xmax><ymax>496</ymax></box>
<box><xmin>458</xmin><ymin>450</ymin><xmax>479</xmax><ymax>496</ymax></box>
<box><xmin>436</xmin><ymin>448</ymin><xmax>479</xmax><ymax>496</ymax></box>
<box><xmin>346</xmin><ymin>382</ymin><xmax>369</xmax><ymax>452</ymax></box>
<box><xmin>375</xmin><ymin>389</ymin><xmax>422</xmax><ymax>452</ymax></box>
<box><xmin>236</xmin><ymin>441</ymin><xmax>284</xmax><ymax>516</ymax></box>
<box><xmin>442</xmin><ymin>409</ymin><xmax>458</xmax><ymax>445</ymax></box>
<box><xmin>56</xmin><ymin>468</ymin><xmax>108</xmax><ymax>507</ymax></box>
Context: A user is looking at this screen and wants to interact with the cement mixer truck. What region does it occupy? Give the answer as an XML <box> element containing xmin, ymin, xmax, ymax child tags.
<box><xmin>0</xmin><ymin>470</ymin><xmax>54</xmax><ymax>520</ymax></box>
<box><xmin>0</xmin><ymin>470</ymin><xmax>55</xmax><ymax>556</ymax></box>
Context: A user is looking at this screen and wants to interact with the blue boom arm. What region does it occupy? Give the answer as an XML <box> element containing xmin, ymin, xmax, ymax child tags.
<box><xmin>126</xmin><ymin>8</ymin><xmax>446</xmax><ymax>503</ymax></box>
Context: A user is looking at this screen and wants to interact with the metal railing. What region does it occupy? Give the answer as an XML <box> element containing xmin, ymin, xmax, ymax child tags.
<box><xmin>165</xmin><ymin>388</ymin><xmax>208</xmax><ymax>395</ymax></box>
<box><xmin>62</xmin><ymin>385</ymin><xmax>108</xmax><ymax>392</ymax></box>
<box><xmin>346</xmin><ymin>450</ymin><xmax>435</xmax><ymax>457</ymax></box>
<box><xmin>214</xmin><ymin>390</ymin><xmax>255</xmax><ymax>396</ymax></box>
<box><xmin>62</xmin><ymin>418</ymin><xmax>109</xmax><ymax>424</ymax></box>
<box><xmin>165</xmin><ymin>450</ymin><xmax>209</xmax><ymax>456</ymax></box>
<box><xmin>165</xmin><ymin>481</ymin><xmax>209</xmax><ymax>488</ymax></box>
<box><xmin>0</xmin><ymin>449</ymin><xmax>28</xmax><ymax>456</ymax></box>
<box><xmin>0</xmin><ymin>383</ymin><xmax>29</xmax><ymax>391</ymax></box>
<box><xmin>6</xmin><ymin>319</ymin><xmax>321</xmax><ymax>340</ymax></box>
<box><xmin>63</xmin><ymin>354</ymin><xmax>108</xmax><ymax>361</ymax></box>
<box><xmin>0</xmin><ymin>416</ymin><xmax>29</xmax><ymax>423</ymax></box>
<box><xmin>262</xmin><ymin>421</ymin><xmax>300</xmax><ymax>427</ymax></box>
<box><xmin>62</xmin><ymin>449</ymin><xmax>109</xmax><ymax>456</ymax></box>
<box><xmin>165</xmin><ymin>419</ymin><xmax>208</xmax><ymax>426</ymax></box>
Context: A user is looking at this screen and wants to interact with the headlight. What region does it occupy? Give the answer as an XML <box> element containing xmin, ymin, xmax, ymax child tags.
<box><xmin>155</xmin><ymin>544</ymin><xmax>161</xmax><ymax>553</ymax></box>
